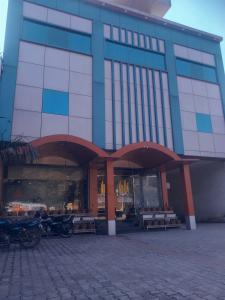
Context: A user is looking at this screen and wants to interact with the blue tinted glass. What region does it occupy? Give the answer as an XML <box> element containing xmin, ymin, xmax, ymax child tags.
<box><xmin>196</xmin><ymin>113</ymin><xmax>213</xmax><ymax>133</ymax></box>
<box><xmin>42</xmin><ymin>89</ymin><xmax>69</xmax><ymax>116</ymax></box>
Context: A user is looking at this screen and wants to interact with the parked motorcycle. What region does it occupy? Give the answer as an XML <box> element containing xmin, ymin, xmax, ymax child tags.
<box><xmin>0</xmin><ymin>217</ymin><xmax>41</xmax><ymax>249</ymax></box>
<box><xmin>39</xmin><ymin>214</ymin><xmax>73</xmax><ymax>238</ymax></box>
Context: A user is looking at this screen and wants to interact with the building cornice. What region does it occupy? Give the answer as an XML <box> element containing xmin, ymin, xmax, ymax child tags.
<box><xmin>84</xmin><ymin>0</ymin><xmax>222</xmax><ymax>43</ymax></box>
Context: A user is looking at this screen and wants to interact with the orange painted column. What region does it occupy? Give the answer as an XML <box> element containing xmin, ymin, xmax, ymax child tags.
<box><xmin>160</xmin><ymin>168</ymin><xmax>169</xmax><ymax>211</ymax></box>
<box><xmin>0</xmin><ymin>161</ymin><xmax>3</xmax><ymax>214</ymax></box>
<box><xmin>105</xmin><ymin>159</ymin><xmax>116</xmax><ymax>235</ymax></box>
<box><xmin>88</xmin><ymin>164</ymin><xmax>98</xmax><ymax>217</ymax></box>
<box><xmin>181</xmin><ymin>163</ymin><xmax>196</xmax><ymax>230</ymax></box>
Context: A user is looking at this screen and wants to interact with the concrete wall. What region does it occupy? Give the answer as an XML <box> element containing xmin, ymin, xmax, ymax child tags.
<box><xmin>168</xmin><ymin>160</ymin><xmax>225</xmax><ymax>222</ymax></box>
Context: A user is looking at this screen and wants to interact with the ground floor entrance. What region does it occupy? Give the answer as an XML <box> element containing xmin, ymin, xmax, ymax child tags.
<box><xmin>0</xmin><ymin>134</ymin><xmax>197</xmax><ymax>235</ymax></box>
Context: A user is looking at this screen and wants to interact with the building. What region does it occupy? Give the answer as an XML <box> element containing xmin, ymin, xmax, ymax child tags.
<box><xmin>0</xmin><ymin>0</ymin><xmax>225</xmax><ymax>235</ymax></box>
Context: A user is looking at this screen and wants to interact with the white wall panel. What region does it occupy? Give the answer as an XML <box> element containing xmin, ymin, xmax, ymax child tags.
<box><xmin>165</xmin><ymin>108</ymin><xmax>172</xmax><ymax>129</ymax></box>
<box><xmin>104</xmin><ymin>61</ymin><xmax>112</xmax><ymax>79</ymax></box>
<box><xmin>192</xmin><ymin>80</ymin><xmax>207</xmax><ymax>97</ymax></box>
<box><xmin>194</xmin><ymin>96</ymin><xmax>209</xmax><ymax>114</ymax></box>
<box><xmin>140</xmin><ymin>34</ymin><xmax>145</xmax><ymax>48</ymax></box>
<box><xmin>116</xmin><ymin>122</ymin><xmax>122</xmax><ymax>147</ymax></box>
<box><xmin>69</xmin><ymin>116</ymin><xmax>92</xmax><ymax>141</ymax></box>
<box><xmin>206</xmin><ymin>83</ymin><xmax>221</xmax><ymax>99</ymax></box>
<box><xmin>211</xmin><ymin>116</ymin><xmax>225</xmax><ymax>134</ymax></box>
<box><xmin>47</xmin><ymin>9</ymin><xmax>70</xmax><ymax>28</ymax></box>
<box><xmin>159</xmin><ymin>127</ymin><xmax>165</xmax><ymax>146</ymax></box>
<box><xmin>112</xmin><ymin>27</ymin><xmax>119</xmax><ymax>41</ymax></box>
<box><xmin>45</xmin><ymin>48</ymin><xmax>70</xmax><ymax>70</ymax></box>
<box><xmin>174</xmin><ymin>44</ymin><xmax>215</xmax><ymax>66</ymax></box>
<box><xmin>198</xmin><ymin>133</ymin><xmax>215</xmax><ymax>152</ymax></box>
<box><xmin>179</xmin><ymin>93</ymin><xmax>195</xmax><ymax>112</ymax></box>
<box><xmin>121</xmin><ymin>29</ymin><xmax>126</xmax><ymax>43</ymax></box>
<box><xmin>183</xmin><ymin>131</ymin><xmax>199</xmax><ymax>151</ymax></box>
<box><xmin>44</xmin><ymin>67</ymin><xmax>69</xmax><ymax>92</ymax></box>
<box><xmin>104</xmin><ymin>24</ymin><xmax>111</xmax><ymax>39</ymax></box>
<box><xmin>105</xmin><ymin>79</ymin><xmax>112</xmax><ymax>100</ymax></box>
<box><xmin>19</xmin><ymin>41</ymin><xmax>45</xmax><ymax>65</ymax></box>
<box><xmin>214</xmin><ymin>135</ymin><xmax>225</xmax><ymax>153</ymax></box>
<box><xmin>42</xmin><ymin>113</ymin><xmax>68</xmax><ymax>136</ymax></box>
<box><xmin>114</xmin><ymin>81</ymin><xmax>121</xmax><ymax>101</ymax></box>
<box><xmin>69</xmin><ymin>72</ymin><xmax>92</xmax><ymax>96</ymax></box>
<box><xmin>208</xmin><ymin>99</ymin><xmax>223</xmax><ymax>117</ymax></box>
<box><xmin>177</xmin><ymin>76</ymin><xmax>192</xmax><ymax>94</ymax></box>
<box><xmin>151</xmin><ymin>38</ymin><xmax>157</xmax><ymax>51</ymax></box>
<box><xmin>23</xmin><ymin>2</ymin><xmax>47</xmax><ymax>22</ymax></box>
<box><xmin>159</xmin><ymin>40</ymin><xmax>165</xmax><ymax>53</ymax></box>
<box><xmin>12</xmin><ymin>109</ymin><xmax>41</xmax><ymax>138</ymax></box>
<box><xmin>127</xmin><ymin>31</ymin><xmax>132</xmax><ymax>44</ymax></box>
<box><xmin>179</xmin><ymin>76</ymin><xmax>225</xmax><ymax>157</ymax></box>
<box><xmin>70</xmin><ymin>53</ymin><xmax>92</xmax><ymax>75</ymax></box>
<box><xmin>69</xmin><ymin>94</ymin><xmax>92</xmax><ymax>118</ymax></box>
<box><xmin>23</xmin><ymin>2</ymin><xmax>92</xmax><ymax>34</ymax></box>
<box><xmin>166</xmin><ymin>128</ymin><xmax>173</xmax><ymax>150</ymax></box>
<box><xmin>15</xmin><ymin>85</ymin><xmax>42</xmax><ymax>112</ymax></box>
<box><xmin>17</xmin><ymin>62</ymin><xmax>44</xmax><ymax>88</ymax></box>
<box><xmin>105</xmin><ymin>100</ymin><xmax>113</xmax><ymax>122</ymax></box>
<box><xmin>71</xmin><ymin>15</ymin><xmax>92</xmax><ymax>34</ymax></box>
<box><xmin>105</xmin><ymin>121</ymin><xmax>113</xmax><ymax>147</ymax></box>
<box><xmin>162</xmin><ymin>72</ymin><xmax>169</xmax><ymax>91</ymax></box>
<box><xmin>181</xmin><ymin>111</ymin><xmax>197</xmax><ymax>131</ymax></box>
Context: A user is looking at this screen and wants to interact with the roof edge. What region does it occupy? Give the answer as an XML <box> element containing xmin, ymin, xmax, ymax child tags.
<box><xmin>84</xmin><ymin>0</ymin><xmax>222</xmax><ymax>43</ymax></box>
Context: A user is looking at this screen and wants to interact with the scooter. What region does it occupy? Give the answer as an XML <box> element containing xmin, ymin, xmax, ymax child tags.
<box><xmin>39</xmin><ymin>214</ymin><xmax>73</xmax><ymax>238</ymax></box>
<box><xmin>0</xmin><ymin>217</ymin><xmax>41</xmax><ymax>249</ymax></box>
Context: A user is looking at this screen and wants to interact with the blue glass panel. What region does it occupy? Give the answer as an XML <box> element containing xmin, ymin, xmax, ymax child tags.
<box><xmin>105</xmin><ymin>41</ymin><xmax>166</xmax><ymax>71</ymax></box>
<box><xmin>196</xmin><ymin>113</ymin><xmax>213</xmax><ymax>133</ymax></box>
<box><xmin>22</xmin><ymin>20</ymin><xmax>91</xmax><ymax>55</ymax></box>
<box><xmin>42</xmin><ymin>89</ymin><xmax>69</xmax><ymax>116</ymax></box>
<box><xmin>176</xmin><ymin>58</ymin><xmax>217</xmax><ymax>83</ymax></box>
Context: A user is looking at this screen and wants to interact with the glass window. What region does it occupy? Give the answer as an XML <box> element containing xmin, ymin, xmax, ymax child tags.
<box><xmin>127</xmin><ymin>31</ymin><xmax>132</xmax><ymax>44</ymax></box>
<box><xmin>133</xmin><ymin>32</ymin><xmax>138</xmax><ymax>46</ymax></box>
<box><xmin>113</xmin><ymin>26</ymin><xmax>119</xmax><ymax>41</ymax></box>
<box><xmin>104</xmin><ymin>24</ymin><xmax>111</xmax><ymax>39</ymax></box>
<box><xmin>159</xmin><ymin>39</ymin><xmax>165</xmax><ymax>53</ymax></box>
<box><xmin>140</xmin><ymin>34</ymin><xmax>145</xmax><ymax>48</ymax></box>
<box><xmin>145</xmin><ymin>36</ymin><xmax>150</xmax><ymax>49</ymax></box>
<box><xmin>151</xmin><ymin>37</ymin><xmax>158</xmax><ymax>51</ymax></box>
<box><xmin>121</xmin><ymin>29</ymin><xmax>126</xmax><ymax>43</ymax></box>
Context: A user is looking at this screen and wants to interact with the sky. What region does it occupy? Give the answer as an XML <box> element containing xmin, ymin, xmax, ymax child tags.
<box><xmin>0</xmin><ymin>0</ymin><xmax>225</xmax><ymax>64</ymax></box>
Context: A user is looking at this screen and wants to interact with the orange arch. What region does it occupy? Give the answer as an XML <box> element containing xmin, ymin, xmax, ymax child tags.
<box><xmin>32</xmin><ymin>134</ymin><xmax>108</xmax><ymax>158</ymax></box>
<box><xmin>111</xmin><ymin>141</ymin><xmax>181</xmax><ymax>161</ymax></box>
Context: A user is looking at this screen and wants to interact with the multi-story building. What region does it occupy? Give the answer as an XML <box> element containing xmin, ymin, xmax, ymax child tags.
<box><xmin>0</xmin><ymin>0</ymin><xmax>225</xmax><ymax>235</ymax></box>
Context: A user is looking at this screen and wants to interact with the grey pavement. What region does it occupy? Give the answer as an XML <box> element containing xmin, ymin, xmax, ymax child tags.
<box><xmin>1</xmin><ymin>224</ymin><xmax>225</xmax><ymax>300</ymax></box>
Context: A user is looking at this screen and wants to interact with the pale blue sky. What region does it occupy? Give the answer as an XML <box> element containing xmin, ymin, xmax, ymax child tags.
<box><xmin>0</xmin><ymin>0</ymin><xmax>224</xmax><ymax>64</ymax></box>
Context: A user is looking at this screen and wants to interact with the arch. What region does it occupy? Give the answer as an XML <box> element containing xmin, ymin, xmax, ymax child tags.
<box><xmin>32</xmin><ymin>135</ymin><xmax>108</xmax><ymax>164</ymax></box>
<box><xmin>111</xmin><ymin>142</ymin><xmax>181</xmax><ymax>169</ymax></box>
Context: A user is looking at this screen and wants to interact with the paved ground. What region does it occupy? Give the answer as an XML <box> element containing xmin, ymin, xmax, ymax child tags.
<box><xmin>1</xmin><ymin>224</ymin><xmax>225</xmax><ymax>300</ymax></box>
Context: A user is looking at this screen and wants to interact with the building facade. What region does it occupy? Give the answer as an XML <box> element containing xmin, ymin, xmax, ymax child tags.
<box><xmin>0</xmin><ymin>0</ymin><xmax>225</xmax><ymax>234</ymax></box>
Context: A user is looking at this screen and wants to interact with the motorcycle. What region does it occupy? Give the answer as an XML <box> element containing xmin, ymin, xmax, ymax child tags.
<box><xmin>0</xmin><ymin>217</ymin><xmax>41</xmax><ymax>249</ymax></box>
<box><xmin>39</xmin><ymin>214</ymin><xmax>73</xmax><ymax>238</ymax></box>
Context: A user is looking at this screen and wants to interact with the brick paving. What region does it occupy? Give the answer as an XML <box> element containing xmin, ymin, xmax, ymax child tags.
<box><xmin>1</xmin><ymin>224</ymin><xmax>225</xmax><ymax>300</ymax></box>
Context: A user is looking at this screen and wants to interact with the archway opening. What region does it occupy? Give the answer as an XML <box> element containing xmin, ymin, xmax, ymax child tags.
<box><xmin>4</xmin><ymin>135</ymin><xmax>108</xmax><ymax>216</ymax></box>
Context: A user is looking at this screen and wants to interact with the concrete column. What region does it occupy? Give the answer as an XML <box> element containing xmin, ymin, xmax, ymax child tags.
<box><xmin>88</xmin><ymin>164</ymin><xmax>98</xmax><ymax>217</ymax></box>
<box><xmin>105</xmin><ymin>159</ymin><xmax>116</xmax><ymax>236</ymax></box>
<box><xmin>160</xmin><ymin>168</ymin><xmax>169</xmax><ymax>210</ymax></box>
<box><xmin>181</xmin><ymin>163</ymin><xmax>196</xmax><ymax>230</ymax></box>
<box><xmin>0</xmin><ymin>161</ymin><xmax>4</xmax><ymax>214</ymax></box>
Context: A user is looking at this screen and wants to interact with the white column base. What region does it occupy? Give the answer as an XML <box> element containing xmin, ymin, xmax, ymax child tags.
<box><xmin>186</xmin><ymin>215</ymin><xmax>197</xmax><ymax>230</ymax></box>
<box><xmin>108</xmin><ymin>220</ymin><xmax>116</xmax><ymax>236</ymax></box>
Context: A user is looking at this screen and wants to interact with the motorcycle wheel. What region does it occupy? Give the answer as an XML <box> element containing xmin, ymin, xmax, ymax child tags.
<box><xmin>60</xmin><ymin>224</ymin><xmax>73</xmax><ymax>238</ymax></box>
<box><xmin>20</xmin><ymin>229</ymin><xmax>41</xmax><ymax>249</ymax></box>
